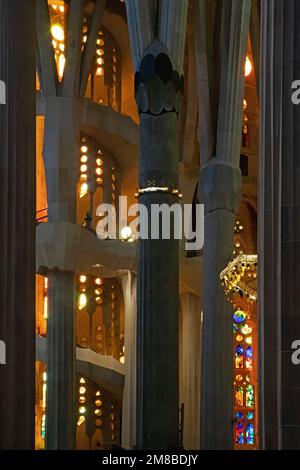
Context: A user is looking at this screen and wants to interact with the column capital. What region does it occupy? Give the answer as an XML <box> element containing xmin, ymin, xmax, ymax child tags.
<box><xmin>134</xmin><ymin>40</ymin><xmax>184</xmax><ymax>116</ymax></box>
<box><xmin>199</xmin><ymin>159</ymin><xmax>241</xmax><ymax>214</ymax></box>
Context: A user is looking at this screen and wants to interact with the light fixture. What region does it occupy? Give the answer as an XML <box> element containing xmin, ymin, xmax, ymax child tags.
<box><xmin>120</xmin><ymin>226</ymin><xmax>132</xmax><ymax>241</ymax></box>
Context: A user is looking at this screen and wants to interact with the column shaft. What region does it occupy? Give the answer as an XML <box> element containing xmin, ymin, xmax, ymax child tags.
<box><xmin>46</xmin><ymin>271</ymin><xmax>76</xmax><ymax>449</ymax></box>
<box><xmin>0</xmin><ymin>0</ymin><xmax>36</xmax><ymax>449</ymax></box>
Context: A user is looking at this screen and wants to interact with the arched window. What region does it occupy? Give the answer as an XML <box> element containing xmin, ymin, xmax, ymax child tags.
<box><xmin>48</xmin><ymin>1</ymin><xmax>66</xmax><ymax>81</ymax></box>
<box><xmin>84</xmin><ymin>26</ymin><xmax>121</xmax><ymax>112</ymax></box>
<box><xmin>76</xmin><ymin>376</ymin><xmax>121</xmax><ymax>449</ymax></box>
<box><xmin>233</xmin><ymin>309</ymin><xmax>257</xmax><ymax>449</ymax></box>
<box><xmin>76</xmin><ymin>275</ymin><xmax>124</xmax><ymax>361</ymax></box>
<box><xmin>77</xmin><ymin>135</ymin><xmax>118</xmax><ymax>228</ymax></box>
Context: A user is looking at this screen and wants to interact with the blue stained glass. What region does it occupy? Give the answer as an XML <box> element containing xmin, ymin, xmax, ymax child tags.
<box><xmin>245</xmin><ymin>346</ymin><xmax>253</xmax><ymax>358</ymax></box>
<box><xmin>236</xmin><ymin>423</ymin><xmax>244</xmax><ymax>444</ymax></box>
<box><xmin>247</xmin><ymin>412</ymin><xmax>254</xmax><ymax>420</ymax></box>
<box><xmin>233</xmin><ymin>310</ymin><xmax>247</xmax><ymax>323</ymax></box>
<box><xmin>246</xmin><ymin>423</ymin><xmax>254</xmax><ymax>445</ymax></box>
<box><xmin>236</xmin><ymin>345</ymin><xmax>243</xmax><ymax>355</ymax></box>
<box><xmin>236</xmin><ymin>412</ymin><xmax>243</xmax><ymax>419</ymax></box>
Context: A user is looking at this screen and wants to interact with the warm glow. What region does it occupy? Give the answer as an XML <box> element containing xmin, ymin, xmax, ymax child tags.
<box><xmin>78</xmin><ymin>293</ymin><xmax>87</xmax><ymax>310</ymax></box>
<box><xmin>43</xmin><ymin>296</ymin><xmax>48</xmax><ymax>320</ymax></box>
<box><xmin>81</xmin><ymin>145</ymin><xmax>88</xmax><ymax>153</ymax></box>
<box><xmin>79</xmin><ymin>386</ymin><xmax>86</xmax><ymax>394</ymax></box>
<box><xmin>79</xmin><ymin>183</ymin><xmax>88</xmax><ymax>198</ymax></box>
<box><xmin>58</xmin><ymin>53</ymin><xmax>65</xmax><ymax>79</ymax></box>
<box><xmin>79</xmin><ymin>406</ymin><xmax>86</xmax><ymax>415</ymax></box>
<box><xmin>120</xmin><ymin>226</ymin><xmax>132</xmax><ymax>241</ymax></box>
<box><xmin>120</xmin><ymin>356</ymin><xmax>125</xmax><ymax>364</ymax></box>
<box><xmin>77</xmin><ymin>416</ymin><xmax>85</xmax><ymax>426</ymax></box>
<box><xmin>244</xmin><ymin>56</ymin><xmax>252</xmax><ymax>77</ymax></box>
<box><xmin>79</xmin><ymin>275</ymin><xmax>87</xmax><ymax>283</ymax></box>
<box><xmin>51</xmin><ymin>24</ymin><xmax>64</xmax><ymax>42</ymax></box>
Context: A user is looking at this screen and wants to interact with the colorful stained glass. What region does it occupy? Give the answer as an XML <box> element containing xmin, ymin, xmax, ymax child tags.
<box><xmin>246</xmin><ymin>411</ymin><xmax>254</xmax><ymax>420</ymax></box>
<box><xmin>236</xmin><ymin>335</ymin><xmax>243</xmax><ymax>342</ymax></box>
<box><xmin>236</xmin><ymin>412</ymin><xmax>243</xmax><ymax>419</ymax></box>
<box><xmin>246</xmin><ymin>384</ymin><xmax>254</xmax><ymax>407</ymax></box>
<box><xmin>246</xmin><ymin>423</ymin><xmax>254</xmax><ymax>444</ymax></box>
<box><xmin>235</xmin><ymin>385</ymin><xmax>244</xmax><ymax>406</ymax></box>
<box><xmin>235</xmin><ymin>423</ymin><xmax>244</xmax><ymax>444</ymax></box>
<box><xmin>233</xmin><ymin>310</ymin><xmax>247</xmax><ymax>323</ymax></box>
<box><xmin>233</xmin><ymin>323</ymin><xmax>238</xmax><ymax>333</ymax></box>
<box><xmin>236</xmin><ymin>374</ymin><xmax>243</xmax><ymax>382</ymax></box>
<box><xmin>241</xmin><ymin>324</ymin><xmax>252</xmax><ymax>335</ymax></box>
<box><xmin>235</xmin><ymin>345</ymin><xmax>244</xmax><ymax>368</ymax></box>
<box><xmin>245</xmin><ymin>346</ymin><xmax>253</xmax><ymax>369</ymax></box>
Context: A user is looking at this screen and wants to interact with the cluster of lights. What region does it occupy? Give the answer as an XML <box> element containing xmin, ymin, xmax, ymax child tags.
<box><xmin>233</xmin><ymin>219</ymin><xmax>244</xmax><ymax>257</ymax></box>
<box><xmin>234</xmin><ymin>219</ymin><xmax>244</xmax><ymax>234</ymax></box>
<box><xmin>95</xmin><ymin>32</ymin><xmax>105</xmax><ymax>77</ymax></box>
<box><xmin>79</xmin><ymin>139</ymin><xmax>104</xmax><ymax>199</ymax></box>
<box><xmin>78</xmin><ymin>275</ymin><xmax>103</xmax><ymax>312</ymax></box>
<box><xmin>136</xmin><ymin>186</ymin><xmax>182</xmax><ymax>198</ymax></box>
<box><xmin>220</xmin><ymin>254</ymin><xmax>258</xmax><ymax>303</ymax></box>
<box><xmin>77</xmin><ymin>377</ymin><xmax>86</xmax><ymax>426</ymax></box>
<box><xmin>49</xmin><ymin>1</ymin><xmax>66</xmax><ymax>81</ymax></box>
<box><xmin>94</xmin><ymin>389</ymin><xmax>103</xmax><ymax>428</ymax></box>
<box><xmin>109</xmin><ymin>284</ymin><xmax>117</xmax><ymax>354</ymax></box>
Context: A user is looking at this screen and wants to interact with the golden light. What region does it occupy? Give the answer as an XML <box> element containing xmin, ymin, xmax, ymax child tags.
<box><xmin>78</xmin><ymin>293</ymin><xmax>87</xmax><ymax>310</ymax></box>
<box><xmin>95</xmin><ymin>278</ymin><xmax>102</xmax><ymax>286</ymax></box>
<box><xmin>120</xmin><ymin>356</ymin><xmax>125</xmax><ymax>364</ymax></box>
<box><xmin>79</xmin><ymin>275</ymin><xmax>87</xmax><ymax>283</ymax></box>
<box><xmin>81</xmin><ymin>145</ymin><xmax>88</xmax><ymax>153</ymax></box>
<box><xmin>58</xmin><ymin>53</ymin><xmax>65</xmax><ymax>79</ymax></box>
<box><xmin>51</xmin><ymin>24</ymin><xmax>64</xmax><ymax>42</ymax></box>
<box><xmin>79</xmin><ymin>386</ymin><xmax>86</xmax><ymax>394</ymax></box>
<box><xmin>79</xmin><ymin>183</ymin><xmax>88</xmax><ymax>198</ymax></box>
<box><xmin>79</xmin><ymin>406</ymin><xmax>86</xmax><ymax>415</ymax></box>
<box><xmin>81</xmin><ymin>155</ymin><xmax>88</xmax><ymax>163</ymax></box>
<box><xmin>77</xmin><ymin>416</ymin><xmax>85</xmax><ymax>426</ymax></box>
<box><xmin>96</xmin><ymin>67</ymin><xmax>104</xmax><ymax>76</ymax></box>
<box><xmin>120</xmin><ymin>226</ymin><xmax>132</xmax><ymax>241</ymax></box>
<box><xmin>244</xmin><ymin>56</ymin><xmax>252</xmax><ymax>77</ymax></box>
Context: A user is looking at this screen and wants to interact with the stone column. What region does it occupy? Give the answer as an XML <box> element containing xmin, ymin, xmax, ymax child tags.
<box><xmin>200</xmin><ymin>161</ymin><xmax>241</xmax><ymax>449</ymax></box>
<box><xmin>46</xmin><ymin>271</ymin><xmax>76</xmax><ymax>449</ymax></box>
<box><xmin>121</xmin><ymin>271</ymin><xmax>137</xmax><ymax>449</ymax></box>
<box><xmin>0</xmin><ymin>0</ymin><xmax>36</xmax><ymax>449</ymax></box>
<box><xmin>259</xmin><ymin>0</ymin><xmax>300</xmax><ymax>449</ymax></box>
<box><xmin>194</xmin><ymin>0</ymin><xmax>251</xmax><ymax>449</ymax></box>
<box><xmin>179</xmin><ymin>292</ymin><xmax>202</xmax><ymax>450</ymax></box>
<box><xmin>134</xmin><ymin>41</ymin><xmax>183</xmax><ymax>449</ymax></box>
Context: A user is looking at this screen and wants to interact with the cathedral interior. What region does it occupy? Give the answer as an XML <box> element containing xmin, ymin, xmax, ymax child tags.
<box><xmin>0</xmin><ymin>0</ymin><xmax>300</xmax><ymax>451</ymax></box>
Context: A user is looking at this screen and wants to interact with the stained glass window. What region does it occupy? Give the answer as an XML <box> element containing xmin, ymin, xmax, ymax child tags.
<box><xmin>233</xmin><ymin>310</ymin><xmax>247</xmax><ymax>323</ymax></box>
<box><xmin>235</xmin><ymin>423</ymin><xmax>244</xmax><ymax>444</ymax></box>
<box><xmin>235</xmin><ymin>385</ymin><xmax>243</xmax><ymax>407</ymax></box>
<box><xmin>245</xmin><ymin>346</ymin><xmax>253</xmax><ymax>369</ymax></box>
<box><xmin>246</xmin><ymin>384</ymin><xmax>254</xmax><ymax>407</ymax></box>
<box><xmin>241</xmin><ymin>324</ymin><xmax>252</xmax><ymax>335</ymax></box>
<box><xmin>246</xmin><ymin>423</ymin><xmax>254</xmax><ymax>445</ymax></box>
<box><xmin>235</xmin><ymin>345</ymin><xmax>244</xmax><ymax>368</ymax></box>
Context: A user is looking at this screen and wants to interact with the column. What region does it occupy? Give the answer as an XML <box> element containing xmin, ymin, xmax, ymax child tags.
<box><xmin>46</xmin><ymin>271</ymin><xmax>76</xmax><ymax>449</ymax></box>
<box><xmin>121</xmin><ymin>271</ymin><xmax>137</xmax><ymax>449</ymax></box>
<box><xmin>135</xmin><ymin>41</ymin><xmax>183</xmax><ymax>449</ymax></box>
<box><xmin>259</xmin><ymin>0</ymin><xmax>300</xmax><ymax>449</ymax></box>
<box><xmin>179</xmin><ymin>292</ymin><xmax>202</xmax><ymax>449</ymax></box>
<box><xmin>200</xmin><ymin>161</ymin><xmax>241</xmax><ymax>449</ymax></box>
<box><xmin>195</xmin><ymin>0</ymin><xmax>251</xmax><ymax>449</ymax></box>
<box><xmin>0</xmin><ymin>0</ymin><xmax>36</xmax><ymax>449</ymax></box>
<box><xmin>126</xmin><ymin>0</ymin><xmax>188</xmax><ymax>449</ymax></box>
